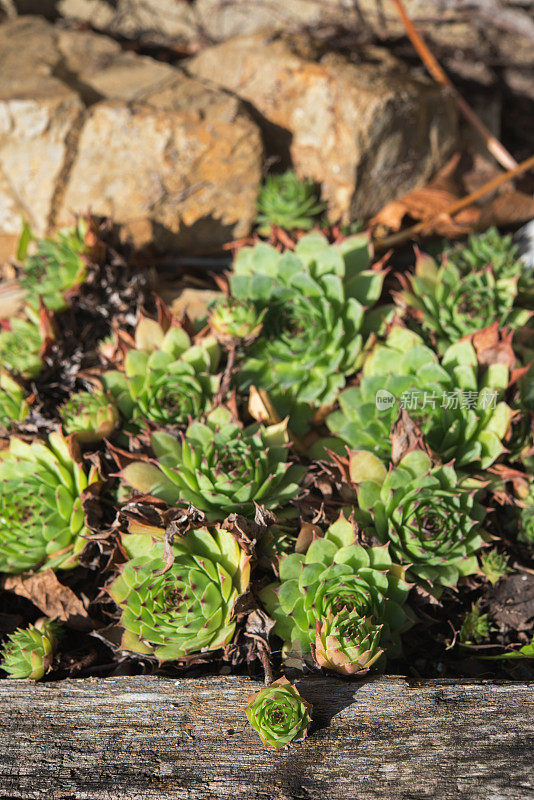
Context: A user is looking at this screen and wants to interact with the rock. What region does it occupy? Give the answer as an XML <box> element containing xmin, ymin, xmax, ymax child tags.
<box><xmin>57</xmin><ymin>0</ymin><xmax>198</xmax><ymax>47</ymax></box>
<box><xmin>0</xmin><ymin>17</ymin><xmax>262</xmax><ymax>255</ymax></box>
<box><xmin>188</xmin><ymin>33</ymin><xmax>457</xmax><ymax>221</ymax></box>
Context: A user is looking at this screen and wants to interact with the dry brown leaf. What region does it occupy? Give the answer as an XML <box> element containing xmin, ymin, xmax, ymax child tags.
<box><xmin>3</xmin><ymin>570</ymin><xmax>94</xmax><ymax>631</ymax></box>
<box><xmin>471</xmin><ymin>323</ymin><xmax>516</xmax><ymax>367</ymax></box>
<box><xmin>477</xmin><ymin>190</ymin><xmax>534</xmax><ymax>228</ymax></box>
<box><xmin>295</xmin><ymin>523</ymin><xmax>323</xmax><ymax>554</ymax></box>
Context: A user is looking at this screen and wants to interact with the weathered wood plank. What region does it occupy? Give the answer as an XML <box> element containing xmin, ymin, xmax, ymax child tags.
<box><xmin>0</xmin><ymin>675</ymin><xmax>533</xmax><ymax>799</ymax></box>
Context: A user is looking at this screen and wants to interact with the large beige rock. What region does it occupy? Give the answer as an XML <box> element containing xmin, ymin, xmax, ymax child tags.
<box><xmin>57</xmin><ymin>0</ymin><xmax>198</xmax><ymax>46</ymax></box>
<box><xmin>0</xmin><ymin>17</ymin><xmax>262</xmax><ymax>254</ymax></box>
<box><xmin>188</xmin><ymin>34</ymin><xmax>457</xmax><ymax>221</ymax></box>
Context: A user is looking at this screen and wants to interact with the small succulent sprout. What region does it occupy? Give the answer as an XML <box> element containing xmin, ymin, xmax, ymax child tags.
<box><xmin>0</xmin><ymin>315</ymin><xmax>45</xmax><ymax>379</ymax></box>
<box><xmin>353</xmin><ymin>450</ymin><xmax>486</xmax><ymax>589</ymax></box>
<box><xmin>108</xmin><ymin>519</ymin><xmax>250</xmax><ymax>660</ymax></box>
<box><xmin>313</xmin><ymin>610</ymin><xmax>383</xmax><ymax>676</ymax></box>
<box><xmin>256</xmin><ymin>170</ymin><xmax>325</xmax><ymax>233</ymax></box>
<box><xmin>245</xmin><ymin>677</ymin><xmax>312</xmax><ymax>748</ymax></box>
<box><xmin>103</xmin><ymin>319</ymin><xmax>220</xmax><ymax>429</ymax></box>
<box><xmin>397</xmin><ymin>249</ymin><xmax>530</xmax><ymax>353</ymax></box>
<box><xmin>480</xmin><ymin>549</ymin><xmax>509</xmax><ymax>585</ymax></box>
<box><xmin>0</xmin><ymin>371</ymin><xmax>29</xmax><ymax>428</ymax></box>
<box><xmin>444</xmin><ymin>227</ymin><xmax>525</xmax><ymax>283</ymax></box>
<box><xmin>0</xmin><ymin>618</ymin><xmax>61</xmax><ymax>680</ymax></box>
<box><xmin>210</xmin><ymin>298</ymin><xmax>266</xmax><ymax>347</ymax></box>
<box><xmin>231</xmin><ymin>231</ymin><xmax>385</xmax><ymax>432</ymax></box>
<box><xmin>60</xmin><ymin>389</ymin><xmax>120</xmax><ymax>444</ymax></box>
<box><xmin>18</xmin><ymin>220</ymin><xmax>89</xmax><ymax>312</ymax></box>
<box><xmin>328</xmin><ymin>326</ymin><xmax>515</xmax><ymax>471</ymax></box>
<box><xmin>260</xmin><ymin>514</ymin><xmax>411</xmax><ymax>664</ymax></box>
<box><xmin>120</xmin><ymin>407</ymin><xmax>305</xmax><ymax>520</ymax></box>
<box><xmin>459</xmin><ymin>601</ymin><xmax>491</xmax><ymax>645</ymax></box>
<box><xmin>0</xmin><ymin>432</ymin><xmax>98</xmax><ymax>573</ymax></box>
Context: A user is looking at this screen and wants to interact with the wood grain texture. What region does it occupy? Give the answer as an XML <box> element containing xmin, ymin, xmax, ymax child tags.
<box><xmin>0</xmin><ymin>675</ymin><xmax>533</xmax><ymax>800</ymax></box>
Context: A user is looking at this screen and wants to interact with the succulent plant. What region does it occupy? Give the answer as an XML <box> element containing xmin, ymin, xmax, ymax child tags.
<box><xmin>230</xmin><ymin>232</ymin><xmax>386</xmax><ymax>431</ymax></box>
<box><xmin>353</xmin><ymin>450</ymin><xmax>486</xmax><ymax>588</ymax></box>
<box><xmin>445</xmin><ymin>228</ymin><xmax>533</xmax><ymax>309</ymax></box>
<box><xmin>120</xmin><ymin>407</ymin><xmax>305</xmax><ymax>520</ymax></box>
<box><xmin>518</xmin><ymin>483</ymin><xmax>534</xmax><ymax>547</ymax></box>
<box><xmin>397</xmin><ymin>250</ymin><xmax>530</xmax><ymax>352</ymax></box>
<box><xmin>480</xmin><ymin>549</ymin><xmax>509</xmax><ymax>585</ymax></box>
<box><xmin>209</xmin><ymin>298</ymin><xmax>266</xmax><ymax>347</ymax></box>
<box><xmin>0</xmin><ymin>315</ymin><xmax>45</xmax><ymax>379</ymax></box>
<box><xmin>108</xmin><ymin>517</ymin><xmax>250</xmax><ymax>660</ymax></box>
<box><xmin>18</xmin><ymin>220</ymin><xmax>89</xmax><ymax>312</ymax></box>
<box><xmin>0</xmin><ymin>371</ymin><xmax>29</xmax><ymax>428</ymax></box>
<box><xmin>0</xmin><ymin>618</ymin><xmax>61</xmax><ymax>680</ymax></box>
<box><xmin>0</xmin><ymin>432</ymin><xmax>98</xmax><ymax>573</ymax></box>
<box><xmin>60</xmin><ymin>389</ymin><xmax>119</xmax><ymax>444</ymax></box>
<box><xmin>313</xmin><ymin>609</ymin><xmax>383</xmax><ymax>676</ymax></box>
<box><xmin>327</xmin><ymin>327</ymin><xmax>514</xmax><ymax>471</ymax></box>
<box><xmin>260</xmin><ymin>515</ymin><xmax>411</xmax><ymax>663</ymax></box>
<box><xmin>103</xmin><ymin>320</ymin><xmax>220</xmax><ymax>429</ymax></box>
<box><xmin>245</xmin><ymin>677</ymin><xmax>312</xmax><ymax>748</ymax></box>
<box><xmin>459</xmin><ymin>601</ymin><xmax>491</xmax><ymax>645</ymax></box>
<box><xmin>256</xmin><ymin>170</ymin><xmax>325</xmax><ymax>233</ymax></box>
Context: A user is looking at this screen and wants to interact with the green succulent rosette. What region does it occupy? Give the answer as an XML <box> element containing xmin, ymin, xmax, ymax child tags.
<box><xmin>103</xmin><ymin>322</ymin><xmax>220</xmax><ymax>429</ymax></box>
<box><xmin>256</xmin><ymin>170</ymin><xmax>325</xmax><ymax>233</ymax></box>
<box><xmin>18</xmin><ymin>220</ymin><xmax>89</xmax><ymax>312</ymax></box>
<box><xmin>231</xmin><ymin>232</ymin><xmax>388</xmax><ymax>432</ymax></box>
<box><xmin>397</xmin><ymin>250</ymin><xmax>530</xmax><ymax>352</ymax></box>
<box><xmin>353</xmin><ymin>450</ymin><xmax>486</xmax><ymax>588</ymax></box>
<box><xmin>0</xmin><ymin>432</ymin><xmax>98</xmax><ymax>573</ymax></box>
<box><xmin>60</xmin><ymin>389</ymin><xmax>119</xmax><ymax>443</ymax></box>
<box><xmin>0</xmin><ymin>618</ymin><xmax>61</xmax><ymax>680</ymax></box>
<box><xmin>444</xmin><ymin>227</ymin><xmax>532</xmax><ymax>306</ymax></box>
<box><xmin>313</xmin><ymin>609</ymin><xmax>383</xmax><ymax>676</ymax></box>
<box><xmin>260</xmin><ymin>515</ymin><xmax>411</xmax><ymax>662</ymax></box>
<box><xmin>327</xmin><ymin>327</ymin><xmax>514</xmax><ymax>471</ymax></box>
<box><xmin>108</xmin><ymin>518</ymin><xmax>250</xmax><ymax>660</ymax></box>
<box><xmin>120</xmin><ymin>407</ymin><xmax>305</xmax><ymax>520</ymax></box>
<box><xmin>0</xmin><ymin>371</ymin><xmax>29</xmax><ymax>428</ymax></box>
<box><xmin>0</xmin><ymin>315</ymin><xmax>44</xmax><ymax>379</ymax></box>
<box><xmin>210</xmin><ymin>298</ymin><xmax>266</xmax><ymax>347</ymax></box>
<box><xmin>245</xmin><ymin>677</ymin><xmax>312</xmax><ymax>748</ymax></box>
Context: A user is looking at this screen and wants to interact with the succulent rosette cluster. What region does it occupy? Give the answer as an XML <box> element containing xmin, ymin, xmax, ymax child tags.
<box><xmin>245</xmin><ymin>677</ymin><xmax>312</xmax><ymax>748</ymax></box>
<box><xmin>0</xmin><ymin>371</ymin><xmax>29</xmax><ymax>428</ymax></box>
<box><xmin>352</xmin><ymin>450</ymin><xmax>486</xmax><ymax>588</ymax></box>
<box><xmin>327</xmin><ymin>327</ymin><xmax>514</xmax><ymax>471</ymax></box>
<box><xmin>108</xmin><ymin>517</ymin><xmax>250</xmax><ymax>660</ymax></box>
<box><xmin>121</xmin><ymin>407</ymin><xmax>305</xmax><ymax>519</ymax></box>
<box><xmin>260</xmin><ymin>515</ymin><xmax>411</xmax><ymax>670</ymax></box>
<box><xmin>60</xmin><ymin>389</ymin><xmax>119</xmax><ymax>443</ymax></box>
<box><xmin>256</xmin><ymin>170</ymin><xmax>325</xmax><ymax>233</ymax></box>
<box><xmin>19</xmin><ymin>220</ymin><xmax>89</xmax><ymax>312</ymax></box>
<box><xmin>230</xmin><ymin>232</ymin><xmax>387</xmax><ymax>430</ymax></box>
<box><xmin>0</xmin><ymin>618</ymin><xmax>61</xmax><ymax>680</ymax></box>
<box><xmin>103</xmin><ymin>318</ymin><xmax>220</xmax><ymax>429</ymax></box>
<box><xmin>0</xmin><ymin>432</ymin><xmax>97</xmax><ymax>573</ymax></box>
<box><xmin>397</xmin><ymin>250</ymin><xmax>530</xmax><ymax>352</ymax></box>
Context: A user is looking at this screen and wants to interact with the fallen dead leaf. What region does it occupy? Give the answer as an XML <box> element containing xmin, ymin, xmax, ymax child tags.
<box><xmin>3</xmin><ymin>570</ymin><xmax>94</xmax><ymax>631</ymax></box>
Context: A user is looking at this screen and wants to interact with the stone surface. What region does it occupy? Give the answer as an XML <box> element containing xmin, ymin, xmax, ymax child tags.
<box><xmin>0</xmin><ymin>17</ymin><xmax>262</xmax><ymax>254</ymax></box>
<box><xmin>52</xmin><ymin>0</ymin><xmax>534</xmax><ymax>74</ymax></box>
<box><xmin>58</xmin><ymin>0</ymin><xmax>198</xmax><ymax>46</ymax></box>
<box><xmin>188</xmin><ymin>33</ymin><xmax>458</xmax><ymax>221</ymax></box>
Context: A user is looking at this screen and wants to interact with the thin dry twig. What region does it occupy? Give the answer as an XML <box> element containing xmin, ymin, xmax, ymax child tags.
<box><xmin>374</xmin><ymin>152</ymin><xmax>534</xmax><ymax>249</ymax></box>
<box><xmin>391</xmin><ymin>0</ymin><xmax>517</xmax><ymax>171</ymax></box>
